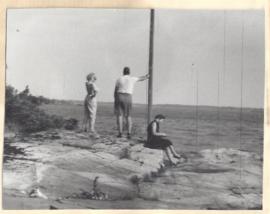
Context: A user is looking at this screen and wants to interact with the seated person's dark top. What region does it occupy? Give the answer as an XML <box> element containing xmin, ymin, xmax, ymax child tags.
<box><xmin>145</xmin><ymin>120</ymin><xmax>172</xmax><ymax>150</ymax></box>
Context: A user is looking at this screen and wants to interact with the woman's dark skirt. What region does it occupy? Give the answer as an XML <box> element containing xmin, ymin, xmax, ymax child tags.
<box><xmin>145</xmin><ymin>136</ymin><xmax>172</xmax><ymax>150</ymax></box>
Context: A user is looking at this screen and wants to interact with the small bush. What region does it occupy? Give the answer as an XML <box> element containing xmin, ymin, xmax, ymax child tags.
<box><xmin>64</xmin><ymin>118</ymin><xmax>78</xmax><ymax>130</ymax></box>
<box><xmin>5</xmin><ymin>85</ymin><xmax>66</xmax><ymax>133</ymax></box>
<box><xmin>51</xmin><ymin>115</ymin><xmax>65</xmax><ymax>128</ymax></box>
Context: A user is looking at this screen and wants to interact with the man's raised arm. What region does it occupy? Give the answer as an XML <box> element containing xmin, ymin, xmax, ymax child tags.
<box><xmin>137</xmin><ymin>74</ymin><xmax>150</xmax><ymax>81</ymax></box>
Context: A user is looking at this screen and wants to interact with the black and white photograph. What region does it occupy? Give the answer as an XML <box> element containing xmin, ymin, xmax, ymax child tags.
<box><xmin>2</xmin><ymin>6</ymin><xmax>265</xmax><ymax>210</ymax></box>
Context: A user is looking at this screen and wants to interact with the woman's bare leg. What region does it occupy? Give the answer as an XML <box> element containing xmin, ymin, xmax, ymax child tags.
<box><xmin>89</xmin><ymin>116</ymin><xmax>96</xmax><ymax>133</ymax></box>
<box><xmin>169</xmin><ymin>145</ymin><xmax>180</xmax><ymax>158</ymax></box>
<box><xmin>165</xmin><ymin>148</ymin><xmax>177</xmax><ymax>165</ymax></box>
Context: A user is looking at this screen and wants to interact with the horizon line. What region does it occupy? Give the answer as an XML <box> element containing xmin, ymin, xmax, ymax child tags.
<box><xmin>52</xmin><ymin>99</ymin><xmax>264</xmax><ymax>110</ymax></box>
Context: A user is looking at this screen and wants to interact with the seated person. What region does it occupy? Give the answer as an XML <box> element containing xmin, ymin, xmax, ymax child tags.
<box><xmin>146</xmin><ymin>114</ymin><xmax>182</xmax><ymax>165</ymax></box>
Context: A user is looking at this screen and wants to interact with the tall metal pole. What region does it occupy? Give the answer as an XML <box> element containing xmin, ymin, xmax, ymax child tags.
<box><xmin>147</xmin><ymin>9</ymin><xmax>155</xmax><ymax>125</ymax></box>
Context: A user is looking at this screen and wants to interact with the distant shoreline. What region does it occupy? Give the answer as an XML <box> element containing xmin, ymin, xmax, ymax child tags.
<box><xmin>49</xmin><ymin>100</ymin><xmax>263</xmax><ymax>111</ymax></box>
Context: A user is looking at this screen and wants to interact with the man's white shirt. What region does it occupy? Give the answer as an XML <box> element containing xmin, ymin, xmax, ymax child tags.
<box><xmin>115</xmin><ymin>75</ymin><xmax>139</xmax><ymax>94</ymax></box>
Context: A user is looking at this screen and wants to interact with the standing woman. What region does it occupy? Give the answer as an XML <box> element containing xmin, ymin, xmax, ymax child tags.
<box><xmin>83</xmin><ymin>73</ymin><xmax>99</xmax><ymax>135</ymax></box>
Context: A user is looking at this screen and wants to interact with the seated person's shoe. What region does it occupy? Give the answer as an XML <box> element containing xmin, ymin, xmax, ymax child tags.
<box><xmin>127</xmin><ymin>133</ymin><xmax>132</xmax><ymax>139</ymax></box>
<box><xmin>117</xmin><ymin>133</ymin><xmax>122</xmax><ymax>138</ymax></box>
<box><xmin>170</xmin><ymin>160</ymin><xmax>178</xmax><ymax>166</ymax></box>
<box><xmin>179</xmin><ymin>156</ymin><xmax>188</xmax><ymax>163</ymax></box>
<box><xmin>173</xmin><ymin>154</ymin><xmax>181</xmax><ymax>159</ymax></box>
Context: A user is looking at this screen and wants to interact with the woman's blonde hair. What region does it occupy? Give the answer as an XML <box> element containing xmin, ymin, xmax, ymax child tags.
<box><xmin>86</xmin><ymin>73</ymin><xmax>96</xmax><ymax>81</ymax></box>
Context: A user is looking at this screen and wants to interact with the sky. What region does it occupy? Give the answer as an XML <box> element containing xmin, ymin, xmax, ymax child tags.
<box><xmin>6</xmin><ymin>9</ymin><xmax>265</xmax><ymax>108</ymax></box>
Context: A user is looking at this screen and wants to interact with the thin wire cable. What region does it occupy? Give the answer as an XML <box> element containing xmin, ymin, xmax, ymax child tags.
<box><xmin>191</xmin><ymin>63</ymin><xmax>199</xmax><ymax>151</ymax></box>
<box><xmin>216</xmin><ymin>11</ymin><xmax>226</xmax><ymax>152</ymax></box>
<box><xmin>191</xmin><ymin>63</ymin><xmax>198</xmax><ymax>150</ymax></box>
<box><xmin>216</xmin><ymin>16</ymin><xmax>222</xmax><ymax>151</ymax></box>
<box><xmin>239</xmin><ymin>11</ymin><xmax>245</xmax><ymax>181</ymax></box>
<box><xmin>213</xmin><ymin>11</ymin><xmax>226</xmax><ymax>188</ymax></box>
<box><xmin>223</xmin><ymin>11</ymin><xmax>227</xmax><ymax>93</ymax></box>
<box><xmin>191</xmin><ymin>64</ymin><xmax>196</xmax><ymax>148</ymax></box>
<box><xmin>195</xmin><ymin>65</ymin><xmax>199</xmax><ymax>150</ymax></box>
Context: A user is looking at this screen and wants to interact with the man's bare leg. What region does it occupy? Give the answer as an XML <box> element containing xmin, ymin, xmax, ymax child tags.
<box><xmin>127</xmin><ymin>116</ymin><xmax>132</xmax><ymax>134</ymax></box>
<box><xmin>117</xmin><ymin>115</ymin><xmax>123</xmax><ymax>137</ymax></box>
<box><xmin>127</xmin><ymin>116</ymin><xmax>132</xmax><ymax>139</ymax></box>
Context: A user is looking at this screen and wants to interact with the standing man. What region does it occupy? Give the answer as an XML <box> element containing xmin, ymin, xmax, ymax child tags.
<box><xmin>114</xmin><ymin>67</ymin><xmax>149</xmax><ymax>139</ymax></box>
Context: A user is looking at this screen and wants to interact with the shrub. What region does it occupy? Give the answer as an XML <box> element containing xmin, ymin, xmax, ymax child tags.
<box><xmin>5</xmin><ymin>85</ymin><xmax>65</xmax><ymax>133</ymax></box>
<box><xmin>64</xmin><ymin>118</ymin><xmax>78</xmax><ymax>130</ymax></box>
<box><xmin>51</xmin><ymin>115</ymin><xmax>65</xmax><ymax>128</ymax></box>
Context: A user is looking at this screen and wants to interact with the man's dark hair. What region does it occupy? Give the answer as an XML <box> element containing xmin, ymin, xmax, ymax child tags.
<box><xmin>123</xmin><ymin>67</ymin><xmax>130</xmax><ymax>75</ymax></box>
<box><xmin>155</xmin><ymin>114</ymin><xmax>166</xmax><ymax>120</ymax></box>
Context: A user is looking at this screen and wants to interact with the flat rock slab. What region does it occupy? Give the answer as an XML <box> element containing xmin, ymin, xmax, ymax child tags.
<box><xmin>3</xmin><ymin>130</ymin><xmax>262</xmax><ymax>209</ymax></box>
<box><xmin>3</xmin><ymin>130</ymin><xmax>165</xmax><ymax>205</ymax></box>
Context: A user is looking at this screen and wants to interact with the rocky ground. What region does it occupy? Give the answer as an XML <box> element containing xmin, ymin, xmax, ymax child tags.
<box><xmin>3</xmin><ymin>130</ymin><xmax>263</xmax><ymax>209</ymax></box>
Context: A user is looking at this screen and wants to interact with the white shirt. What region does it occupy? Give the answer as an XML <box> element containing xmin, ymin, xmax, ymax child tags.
<box><xmin>115</xmin><ymin>75</ymin><xmax>139</xmax><ymax>94</ymax></box>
